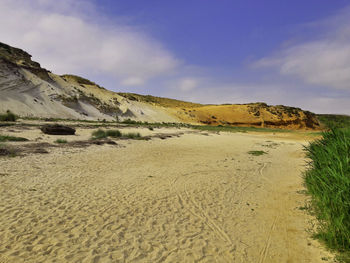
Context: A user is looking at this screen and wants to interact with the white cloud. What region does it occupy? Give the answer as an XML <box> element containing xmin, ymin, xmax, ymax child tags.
<box><xmin>178</xmin><ymin>78</ymin><xmax>199</xmax><ymax>91</ymax></box>
<box><xmin>253</xmin><ymin>7</ymin><xmax>350</xmax><ymax>91</ymax></box>
<box><xmin>303</xmin><ymin>97</ymin><xmax>350</xmax><ymax>114</ymax></box>
<box><xmin>121</xmin><ymin>77</ymin><xmax>144</xmax><ymax>86</ymax></box>
<box><xmin>0</xmin><ymin>0</ymin><xmax>180</xmax><ymax>86</ymax></box>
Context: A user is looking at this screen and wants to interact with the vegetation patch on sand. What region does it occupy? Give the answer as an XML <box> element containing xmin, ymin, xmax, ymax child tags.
<box><xmin>0</xmin><ymin>145</ymin><xmax>17</xmax><ymax>157</ymax></box>
<box><xmin>91</xmin><ymin>129</ymin><xmax>142</xmax><ymax>140</ymax></box>
<box><xmin>304</xmin><ymin>128</ymin><xmax>350</xmax><ymax>261</ymax></box>
<box><xmin>247</xmin><ymin>150</ymin><xmax>267</xmax><ymax>156</ymax></box>
<box><xmin>123</xmin><ymin>132</ymin><xmax>141</xmax><ymax>139</ymax></box>
<box><xmin>92</xmin><ymin>129</ymin><xmax>121</xmax><ymax>139</ymax></box>
<box><xmin>0</xmin><ymin>135</ymin><xmax>28</xmax><ymax>142</ymax></box>
<box><xmin>54</xmin><ymin>139</ymin><xmax>68</xmax><ymax>144</ymax></box>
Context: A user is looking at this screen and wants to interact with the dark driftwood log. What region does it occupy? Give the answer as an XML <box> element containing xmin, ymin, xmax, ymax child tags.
<box><xmin>40</xmin><ymin>124</ymin><xmax>76</xmax><ymax>135</ymax></box>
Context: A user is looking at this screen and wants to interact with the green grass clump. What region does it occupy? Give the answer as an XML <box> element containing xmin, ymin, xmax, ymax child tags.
<box><xmin>91</xmin><ymin>129</ymin><xmax>108</xmax><ymax>139</ymax></box>
<box><xmin>106</xmin><ymin>130</ymin><xmax>122</xmax><ymax>138</ymax></box>
<box><xmin>0</xmin><ymin>135</ymin><xmax>28</xmax><ymax>142</ymax></box>
<box><xmin>91</xmin><ymin>129</ymin><xmax>141</xmax><ymax>140</ymax></box>
<box><xmin>55</xmin><ymin>139</ymin><xmax>67</xmax><ymax>144</ymax></box>
<box><xmin>92</xmin><ymin>129</ymin><xmax>122</xmax><ymax>139</ymax></box>
<box><xmin>0</xmin><ymin>110</ymin><xmax>17</xmax><ymax>122</ymax></box>
<box><xmin>304</xmin><ymin>128</ymin><xmax>350</xmax><ymax>259</ymax></box>
<box><xmin>248</xmin><ymin>150</ymin><xmax>267</xmax><ymax>156</ymax></box>
<box><xmin>123</xmin><ymin>132</ymin><xmax>141</xmax><ymax>139</ymax></box>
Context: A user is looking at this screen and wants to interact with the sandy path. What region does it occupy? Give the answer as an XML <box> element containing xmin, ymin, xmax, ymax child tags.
<box><xmin>0</xmin><ymin>131</ymin><xmax>332</xmax><ymax>262</ymax></box>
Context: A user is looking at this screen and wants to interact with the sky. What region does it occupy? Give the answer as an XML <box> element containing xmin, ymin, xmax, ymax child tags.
<box><xmin>0</xmin><ymin>0</ymin><xmax>350</xmax><ymax>114</ymax></box>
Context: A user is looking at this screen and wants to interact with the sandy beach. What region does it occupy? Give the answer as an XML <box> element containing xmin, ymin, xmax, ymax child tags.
<box><xmin>0</xmin><ymin>126</ymin><xmax>333</xmax><ymax>262</ymax></box>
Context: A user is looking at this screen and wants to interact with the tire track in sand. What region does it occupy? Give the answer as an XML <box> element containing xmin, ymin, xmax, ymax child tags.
<box><xmin>257</xmin><ymin>161</ymin><xmax>277</xmax><ymax>263</ymax></box>
<box><xmin>259</xmin><ymin>215</ymin><xmax>278</xmax><ymax>263</ymax></box>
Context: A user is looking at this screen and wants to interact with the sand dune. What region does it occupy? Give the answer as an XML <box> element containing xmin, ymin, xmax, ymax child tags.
<box><xmin>0</xmin><ymin>129</ymin><xmax>333</xmax><ymax>262</ymax></box>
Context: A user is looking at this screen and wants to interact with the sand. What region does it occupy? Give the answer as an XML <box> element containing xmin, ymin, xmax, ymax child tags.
<box><xmin>0</xmin><ymin>128</ymin><xmax>333</xmax><ymax>262</ymax></box>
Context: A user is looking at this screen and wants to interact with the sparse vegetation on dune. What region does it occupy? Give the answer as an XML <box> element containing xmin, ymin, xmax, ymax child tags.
<box><xmin>61</xmin><ymin>74</ymin><xmax>104</xmax><ymax>89</ymax></box>
<box><xmin>304</xmin><ymin>128</ymin><xmax>350</xmax><ymax>261</ymax></box>
<box><xmin>192</xmin><ymin>125</ymin><xmax>292</xmax><ymax>133</ymax></box>
<box><xmin>317</xmin><ymin>114</ymin><xmax>350</xmax><ymax>130</ymax></box>
<box><xmin>117</xmin><ymin>92</ymin><xmax>202</xmax><ymax>108</ymax></box>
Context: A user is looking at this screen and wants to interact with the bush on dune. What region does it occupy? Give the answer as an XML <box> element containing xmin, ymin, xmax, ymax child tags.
<box><xmin>0</xmin><ymin>110</ymin><xmax>17</xmax><ymax>122</ymax></box>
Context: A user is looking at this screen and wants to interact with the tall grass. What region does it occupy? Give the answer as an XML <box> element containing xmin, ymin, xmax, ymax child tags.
<box><xmin>304</xmin><ymin>128</ymin><xmax>350</xmax><ymax>259</ymax></box>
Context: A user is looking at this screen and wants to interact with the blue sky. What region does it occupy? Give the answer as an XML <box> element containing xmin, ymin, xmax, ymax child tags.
<box><xmin>1</xmin><ymin>0</ymin><xmax>350</xmax><ymax>114</ymax></box>
<box><xmin>95</xmin><ymin>0</ymin><xmax>347</xmax><ymax>66</ymax></box>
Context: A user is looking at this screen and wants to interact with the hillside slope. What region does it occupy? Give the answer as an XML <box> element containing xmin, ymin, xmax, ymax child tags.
<box><xmin>0</xmin><ymin>42</ymin><xmax>320</xmax><ymax>129</ymax></box>
<box><xmin>0</xmin><ymin>42</ymin><xmax>178</xmax><ymax>122</ymax></box>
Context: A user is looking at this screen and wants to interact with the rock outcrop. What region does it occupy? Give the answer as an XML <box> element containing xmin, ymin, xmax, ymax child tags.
<box><xmin>0</xmin><ymin>42</ymin><xmax>52</xmax><ymax>82</ymax></box>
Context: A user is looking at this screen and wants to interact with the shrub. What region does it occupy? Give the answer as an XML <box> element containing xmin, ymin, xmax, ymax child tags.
<box><xmin>0</xmin><ymin>110</ymin><xmax>17</xmax><ymax>122</ymax></box>
<box><xmin>304</xmin><ymin>128</ymin><xmax>350</xmax><ymax>258</ymax></box>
